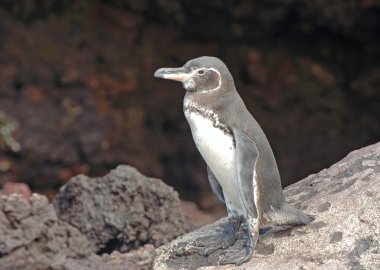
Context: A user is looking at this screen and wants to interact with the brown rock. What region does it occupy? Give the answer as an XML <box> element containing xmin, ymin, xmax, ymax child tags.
<box><xmin>103</xmin><ymin>244</ymin><xmax>156</xmax><ymax>270</ymax></box>
<box><xmin>153</xmin><ymin>142</ymin><xmax>380</xmax><ymax>270</ymax></box>
<box><xmin>2</xmin><ymin>182</ymin><xmax>32</xmax><ymax>198</ymax></box>
<box><xmin>0</xmin><ymin>164</ymin><xmax>194</xmax><ymax>270</ymax></box>
<box><xmin>54</xmin><ymin>165</ymin><xmax>194</xmax><ymax>254</ymax></box>
<box><xmin>0</xmin><ymin>193</ymin><xmax>102</xmax><ymax>269</ymax></box>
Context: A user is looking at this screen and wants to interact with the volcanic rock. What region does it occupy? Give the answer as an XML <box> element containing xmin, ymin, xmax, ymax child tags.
<box><xmin>153</xmin><ymin>143</ymin><xmax>380</xmax><ymax>270</ymax></box>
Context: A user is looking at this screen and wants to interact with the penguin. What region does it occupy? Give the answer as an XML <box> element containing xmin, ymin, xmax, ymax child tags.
<box><xmin>154</xmin><ymin>56</ymin><xmax>313</xmax><ymax>266</ymax></box>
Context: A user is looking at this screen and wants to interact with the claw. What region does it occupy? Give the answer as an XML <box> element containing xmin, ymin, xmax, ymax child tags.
<box><xmin>220</xmin><ymin>246</ymin><xmax>254</xmax><ymax>265</ymax></box>
<box><xmin>204</xmin><ymin>243</ymin><xmax>222</xmax><ymax>256</ymax></box>
<box><xmin>236</xmin><ymin>246</ymin><xmax>254</xmax><ymax>266</ymax></box>
<box><xmin>219</xmin><ymin>233</ymin><xmax>258</xmax><ymax>265</ymax></box>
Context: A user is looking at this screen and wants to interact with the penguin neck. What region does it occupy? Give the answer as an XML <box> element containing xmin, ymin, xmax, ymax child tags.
<box><xmin>184</xmin><ymin>84</ymin><xmax>231</xmax><ymax>105</ymax></box>
<box><xmin>183</xmin><ymin>90</ymin><xmax>233</xmax><ymax>136</ymax></box>
<box><xmin>184</xmin><ymin>80</ymin><xmax>240</xmax><ymax>112</ymax></box>
<box><xmin>184</xmin><ymin>90</ymin><xmax>220</xmax><ymax>114</ymax></box>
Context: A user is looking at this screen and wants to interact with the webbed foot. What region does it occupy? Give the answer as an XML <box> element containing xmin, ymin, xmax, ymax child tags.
<box><xmin>195</xmin><ymin>218</ymin><xmax>240</xmax><ymax>256</ymax></box>
<box><xmin>219</xmin><ymin>234</ymin><xmax>257</xmax><ymax>266</ymax></box>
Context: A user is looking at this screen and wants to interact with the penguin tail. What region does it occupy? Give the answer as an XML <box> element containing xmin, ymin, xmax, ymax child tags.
<box><xmin>267</xmin><ymin>203</ymin><xmax>314</xmax><ymax>226</ymax></box>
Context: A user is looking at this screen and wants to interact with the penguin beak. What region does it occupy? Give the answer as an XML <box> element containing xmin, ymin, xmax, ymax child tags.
<box><xmin>154</xmin><ymin>67</ymin><xmax>191</xmax><ymax>82</ymax></box>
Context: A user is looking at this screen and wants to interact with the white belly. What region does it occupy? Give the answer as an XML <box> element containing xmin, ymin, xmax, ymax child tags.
<box><xmin>185</xmin><ymin>111</ymin><xmax>244</xmax><ymax>214</ymax></box>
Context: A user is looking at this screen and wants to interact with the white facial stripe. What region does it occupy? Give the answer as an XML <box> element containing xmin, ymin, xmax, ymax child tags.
<box><xmin>183</xmin><ymin>67</ymin><xmax>223</xmax><ymax>92</ymax></box>
<box><xmin>196</xmin><ymin>67</ymin><xmax>222</xmax><ymax>93</ymax></box>
<box><xmin>208</xmin><ymin>68</ymin><xmax>222</xmax><ymax>91</ymax></box>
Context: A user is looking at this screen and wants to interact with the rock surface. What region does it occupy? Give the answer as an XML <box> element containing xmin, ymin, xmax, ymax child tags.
<box><xmin>0</xmin><ymin>165</ymin><xmax>191</xmax><ymax>269</ymax></box>
<box><xmin>1</xmin><ymin>181</ymin><xmax>32</xmax><ymax>198</ymax></box>
<box><xmin>54</xmin><ymin>165</ymin><xmax>193</xmax><ymax>253</ymax></box>
<box><xmin>0</xmin><ymin>193</ymin><xmax>140</xmax><ymax>269</ymax></box>
<box><xmin>153</xmin><ymin>142</ymin><xmax>380</xmax><ymax>270</ymax></box>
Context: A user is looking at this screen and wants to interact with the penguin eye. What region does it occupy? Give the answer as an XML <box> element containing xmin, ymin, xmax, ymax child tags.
<box><xmin>197</xmin><ymin>69</ymin><xmax>206</xmax><ymax>75</ymax></box>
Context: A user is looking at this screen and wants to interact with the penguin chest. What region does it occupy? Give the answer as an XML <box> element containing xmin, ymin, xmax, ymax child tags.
<box><xmin>185</xmin><ymin>111</ymin><xmax>243</xmax><ymax>209</ymax></box>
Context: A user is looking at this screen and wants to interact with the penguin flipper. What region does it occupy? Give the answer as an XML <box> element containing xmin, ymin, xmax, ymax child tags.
<box><xmin>233</xmin><ymin>129</ymin><xmax>259</xmax><ymax>219</ymax></box>
<box><xmin>207</xmin><ymin>166</ymin><xmax>225</xmax><ymax>205</ymax></box>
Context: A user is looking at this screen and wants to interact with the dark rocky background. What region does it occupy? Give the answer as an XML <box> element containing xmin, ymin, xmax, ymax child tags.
<box><xmin>0</xmin><ymin>0</ymin><xmax>379</xmax><ymax>211</ymax></box>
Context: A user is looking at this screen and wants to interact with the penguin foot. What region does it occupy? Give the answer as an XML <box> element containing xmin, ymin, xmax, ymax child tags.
<box><xmin>219</xmin><ymin>246</ymin><xmax>253</xmax><ymax>265</ymax></box>
<box><xmin>195</xmin><ymin>219</ymin><xmax>240</xmax><ymax>256</ymax></box>
<box><xmin>219</xmin><ymin>234</ymin><xmax>257</xmax><ymax>266</ymax></box>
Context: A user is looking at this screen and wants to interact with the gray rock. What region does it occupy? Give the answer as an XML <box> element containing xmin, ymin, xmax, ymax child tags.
<box><xmin>153</xmin><ymin>142</ymin><xmax>380</xmax><ymax>270</ymax></box>
<box><xmin>0</xmin><ymin>164</ymin><xmax>188</xmax><ymax>269</ymax></box>
<box><xmin>0</xmin><ymin>193</ymin><xmax>140</xmax><ymax>270</ymax></box>
<box><xmin>103</xmin><ymin>244</ymin><xmax>156</xmax><ymax>270</ymax></box>
<box><xmin>54</xmin><ymin>165</ymin><xmax>193</xmax><ymax>253</ymax></box>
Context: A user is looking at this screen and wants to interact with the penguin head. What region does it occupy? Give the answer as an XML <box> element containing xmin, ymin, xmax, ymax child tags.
<box><xmin>154</xmin><ymin>56</ymin><xmax>233</xmax><ymax>93</ymax></box>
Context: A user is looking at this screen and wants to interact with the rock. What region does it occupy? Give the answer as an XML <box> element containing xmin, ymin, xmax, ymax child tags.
<box><xmin>103</xmin><ymin>244</ymin><xmax>156</xmax><ymax>270</ymax></box>
<box><xmin>0</xmin><ymin>193</ymin><xmax>108</xmax><ymax>269</ymax></box>
<box><xmin>153</xmin><ymin>142</ymin><xmax>380</xmax><ymax>270</ymax></box>
<box><xmin>0</xmin><ymin>165</ymin><xmax>189</xmax><ymax>270</ymax></box>
<box><xmin>54</xmin><ymin>165</ymin><xmax>193</xmax><ymax>254</ymax></box>
<box><xmin>1</xmin><ymin>182</ymin><xmax>32</xmax><ymax>198</ymax></box>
